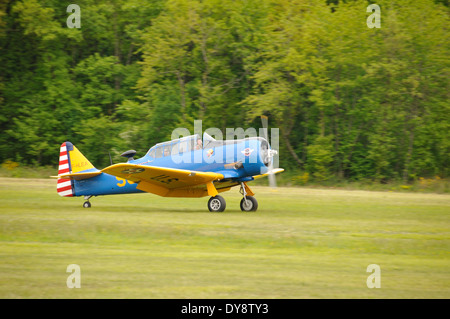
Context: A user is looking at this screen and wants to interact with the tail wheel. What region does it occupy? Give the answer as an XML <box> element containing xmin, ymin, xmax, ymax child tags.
<box><xmin>83</xmin><ymin>201</ymin><xmax>91</xmax><ymax>208</ymax></box>
<box><xmin>208</xmin><ymin>195</ymin><xmax>226</xmax><ymax>212</ymax></box>
<box><xmin>240</xmin><ymin>196</ymin><xmax>258</xmax><ymax>212</ymax></box>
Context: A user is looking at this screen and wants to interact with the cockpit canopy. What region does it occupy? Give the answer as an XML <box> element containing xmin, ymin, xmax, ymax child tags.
<box><xmin>146</xmin><ymin>133</ymin><xmax>217</xmax><ymax>159</ymax></box>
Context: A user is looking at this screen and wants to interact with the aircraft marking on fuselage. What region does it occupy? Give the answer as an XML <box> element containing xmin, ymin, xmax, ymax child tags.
<box><xmin>116</xmin><ymin>176</ymin><xmax>135</xmax><ymax>187</ymax></box>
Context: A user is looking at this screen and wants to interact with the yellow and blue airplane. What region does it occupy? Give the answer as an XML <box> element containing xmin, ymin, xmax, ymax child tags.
<box><xmin>54</xmin><ymin>132</ymin><xmax>283</xmax><ymax>212</ymax></box>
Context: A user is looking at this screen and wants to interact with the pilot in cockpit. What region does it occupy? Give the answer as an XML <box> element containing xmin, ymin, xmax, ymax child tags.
<box><xmin>195</xmin><ymin>138</ymin><xmax>203</xmax><ymax>150</ymax></box>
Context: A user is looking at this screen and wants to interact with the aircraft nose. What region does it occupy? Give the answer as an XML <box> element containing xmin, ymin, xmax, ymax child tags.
<box><xmin>260</xmin><ymin>138</ymin><xmax>278</xmax><ymax>167</ymax></box>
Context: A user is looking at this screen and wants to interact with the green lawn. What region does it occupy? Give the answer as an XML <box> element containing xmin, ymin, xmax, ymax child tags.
<box><xmin>0</xmin><ymin>178</ymin><xmax>448</xmax><ymax>298</ymax></box>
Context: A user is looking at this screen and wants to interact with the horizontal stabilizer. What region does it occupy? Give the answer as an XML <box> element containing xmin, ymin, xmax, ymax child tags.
<box><xmin>56</xmin><ymin>171</ymin><xmax>102</xmax><ymax>180</ymax></box>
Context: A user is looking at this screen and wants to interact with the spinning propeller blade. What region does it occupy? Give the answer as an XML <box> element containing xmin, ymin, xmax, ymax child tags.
<box><xmin>260</xmin><ymin>115</ymin><xmax>278</xmax><ymax>189</ymax></box>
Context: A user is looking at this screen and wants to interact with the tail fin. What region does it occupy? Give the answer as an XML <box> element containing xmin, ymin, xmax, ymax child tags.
<box><xmin>57</xmin><ymin>142</ymin><xmax>96</xmax><ymax>197</ymax></box>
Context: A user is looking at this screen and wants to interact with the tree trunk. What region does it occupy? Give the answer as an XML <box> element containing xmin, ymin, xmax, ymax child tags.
<box><xmin>283</xmin><ymin>131</ymin><xmax>303</xmax><ymax>167</ymax></box>
<box><xmin>177</xmin><ymin>71</ymin><xmax>186</xmax><ymax>121</ymax></box>
<box><xmin>403</xmin><ymin>128</ymin><xmax>415</xmax><ymax>183</ymax></box>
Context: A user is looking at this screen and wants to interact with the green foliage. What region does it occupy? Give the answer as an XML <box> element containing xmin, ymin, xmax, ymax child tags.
<box><xmin>0</xmin><ymin>0</ymin><xmax>448</xmax><ymax>185</ymax></box>
<box><xmin>306</xmin><ymin>135</ymin><xmax>335</xmax><ymax>181</ymax></box>
<box><xmin>76</xmin><ymin>115</ymin><xmax>125</xmax><ymax>168</ymax></box>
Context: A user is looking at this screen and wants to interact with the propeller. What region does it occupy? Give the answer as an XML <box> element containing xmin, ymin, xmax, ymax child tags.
<box><xmin>260</xmin><ymin>115</ymin><xmax>278</xmax><ymax>189</ymax></box>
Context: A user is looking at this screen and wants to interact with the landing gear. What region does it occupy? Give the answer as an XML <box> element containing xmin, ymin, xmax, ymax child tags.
<box><xmin>239</xmin><ymin>182</ymin><xmax>258</xmax><ymax>212</ymax></box>
<box><xmin>205</xmin><ymin>182</ymin><xmax>258</xmax><ymax>212</ymax></box>
<box><xmin>208</xmin><ymin>195</ymin><xmax>226</xmax><ymax>212</ymax></box>
<box><xmin>83</xmin><ymin>196</ymin><xmax>92</xmax><ymax>208</ymax></box>
<box><xmin>240</xmin><ymin>196</ymin><xmax>258</xmax><ymax>212</ymax></box>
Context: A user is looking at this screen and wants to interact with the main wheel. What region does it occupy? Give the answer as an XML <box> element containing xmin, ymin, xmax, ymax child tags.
<box><xmin>208</xmin><ymin>195</ymin><xmax>226</xmax><ymax>212</ymax></box>
<box><xmin>240</xmin><ymin>196</ymin><xmax>258</xmax><ymax>212</ymax></box>
<box><xmin>83</xmin><ymin>201</ymin><xmax>91</xmax><ymax>208</ymax></box>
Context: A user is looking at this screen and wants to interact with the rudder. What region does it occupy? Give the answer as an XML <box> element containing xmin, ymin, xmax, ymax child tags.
<box><xmin>57</xmin><ymin>142</ymin><xmax>96</xmax><ymax>197</ymax></box>
<box><xmin>57</xmin><ymin>142</ymin><xmax>74</xmax><ymax>197</ymax></box>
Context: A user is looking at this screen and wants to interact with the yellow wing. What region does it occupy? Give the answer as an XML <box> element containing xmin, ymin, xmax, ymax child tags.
<box><xmin>101</xmin><ymin>163</ymin><xmax>225</xmax><ymax>198</ymax></box>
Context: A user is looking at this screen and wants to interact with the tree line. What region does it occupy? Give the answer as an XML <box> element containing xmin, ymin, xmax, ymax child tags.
<box><xmin>0</xmin><ymin>0</ymin><xmax>448</xmax><ymax>183</ymax></box>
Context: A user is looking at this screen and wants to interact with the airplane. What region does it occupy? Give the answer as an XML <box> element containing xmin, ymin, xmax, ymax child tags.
<box><xmin>54</xmin><ymin>129</ymin><xmax>284</xmax><ymax>212</ymax></box>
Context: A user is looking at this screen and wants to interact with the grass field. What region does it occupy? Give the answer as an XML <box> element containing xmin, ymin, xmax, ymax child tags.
<box><xmin>0</xmin><ymin>177</ymin><xmax>448</xmax><ymax>299</ymax></box>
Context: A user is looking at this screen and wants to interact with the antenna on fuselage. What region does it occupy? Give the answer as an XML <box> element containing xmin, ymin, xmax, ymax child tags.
<box><xmin>120</xmin><ymin>150</ymin><xmax>137</xmax><ymax>162</ymax></box>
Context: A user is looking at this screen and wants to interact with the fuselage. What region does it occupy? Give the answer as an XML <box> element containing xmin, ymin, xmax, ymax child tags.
<box><xmin>73</xmin><ymin>137</ymin><xmax>271</xmax><ymax>197</ymax></box>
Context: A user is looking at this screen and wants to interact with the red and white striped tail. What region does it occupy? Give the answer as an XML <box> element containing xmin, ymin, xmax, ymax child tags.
<box><xmin>57</xmin><ymin>142</ymin><xmax>74</xmax><ymax>197</ymax></box>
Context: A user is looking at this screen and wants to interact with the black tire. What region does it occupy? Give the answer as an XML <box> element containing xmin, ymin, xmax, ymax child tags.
<box><xmin>240</xmin><ymin>196</ymin><xmax>258</xmax><ymax>212</ymax></box>
<box><xmin>83</xmin><ymin>201</ymin><xmax>91</xmax><ymax>208</ymax></box>
<box><xmin>208</xmin><ymin>195</ymin><xmax>226</xmax><ymax>212</ymax></box>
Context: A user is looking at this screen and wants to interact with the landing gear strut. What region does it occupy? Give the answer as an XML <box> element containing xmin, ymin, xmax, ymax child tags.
<box><xmin>239</xmin><ymin>182</ymin><xmax>258</xmax><ymax>212</ymax></box>
<box><xmin>83</xmin><ymin>196</ymin><xmax>92</xmax><ymax>208</ymax></box>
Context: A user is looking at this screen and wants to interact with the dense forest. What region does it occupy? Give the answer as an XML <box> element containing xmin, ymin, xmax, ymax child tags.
<box><xmin>0</xmin><ymin>0</ymin><xmax>448</xmax><ymax>184</ymax></box>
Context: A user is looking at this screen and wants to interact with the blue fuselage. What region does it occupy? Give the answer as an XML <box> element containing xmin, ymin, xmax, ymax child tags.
<box><xmin>73</xmin><ymin>137</ymin><xmax>270</xmax><ymax>197</ymax></box>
